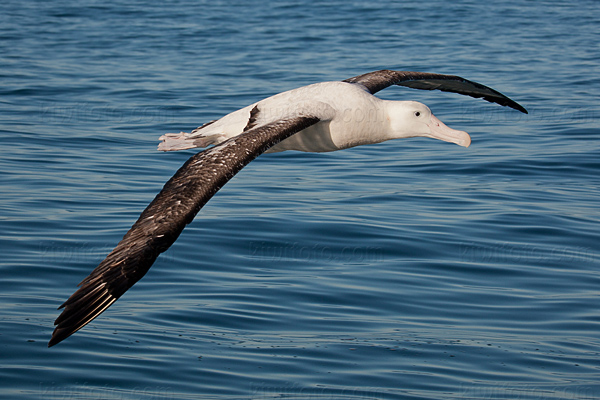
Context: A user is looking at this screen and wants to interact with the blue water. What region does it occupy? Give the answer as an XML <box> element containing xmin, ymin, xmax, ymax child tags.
<box><xmin>1</xmin><ymin>0</ymin><xmax>599</xmax><ymax>399</ymax></box>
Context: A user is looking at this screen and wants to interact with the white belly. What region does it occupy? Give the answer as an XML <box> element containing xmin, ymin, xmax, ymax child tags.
<box><xmin>267</xmin><ymin>121</ymin><xmax>337</xmax><ymax>153</ymax></box>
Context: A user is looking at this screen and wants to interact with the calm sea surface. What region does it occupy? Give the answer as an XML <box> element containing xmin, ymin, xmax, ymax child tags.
<box><xmin>1</xmin><ymin>1</ymin><xmax>599</xmax><ymax>399</ymax></box>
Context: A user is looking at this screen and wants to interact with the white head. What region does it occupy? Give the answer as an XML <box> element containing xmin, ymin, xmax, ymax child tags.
<box><xmin>386</xmin><ymin>101</ymin><xmax>471</xmax><ymax>147</ymax></box>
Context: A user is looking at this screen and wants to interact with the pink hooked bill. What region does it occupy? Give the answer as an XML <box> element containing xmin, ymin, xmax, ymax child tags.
<box><xmin>428</xmin><ymin>114</ymin><xmax>471</xmax><ymax>148</ymax></box>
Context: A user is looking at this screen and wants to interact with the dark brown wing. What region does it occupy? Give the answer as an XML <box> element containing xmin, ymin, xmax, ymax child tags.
<box><xmin>49</xmin><ymin>114</ymin><xmax>320</xmax><ymax>347</ymax></box>
<box><xmin>343</xmin><ymin>69</ymin><xmax>527</xmax><ymax>114</ymax></box>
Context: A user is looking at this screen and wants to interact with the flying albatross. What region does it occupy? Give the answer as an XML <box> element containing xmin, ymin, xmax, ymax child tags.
<box><xmin>49</xmin><ymin>69</ymin><xmax>527</xmax><ymax>347</ymax></box>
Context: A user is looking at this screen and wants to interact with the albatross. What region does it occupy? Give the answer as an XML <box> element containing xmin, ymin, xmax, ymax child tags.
<box><xmin>49</xmin><ymin>69</ymin><xmax>527</xmax><ymax>347</ymax></box>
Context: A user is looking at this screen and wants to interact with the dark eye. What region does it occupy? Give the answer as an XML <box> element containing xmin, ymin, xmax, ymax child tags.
<box><xmin>414</xmin><ymin>111</ymin><xmax>421</xmax><ymax>117</ymax></box>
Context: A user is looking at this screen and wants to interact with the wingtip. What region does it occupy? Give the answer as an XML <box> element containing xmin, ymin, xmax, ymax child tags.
<box><xmin>49</xmin><ymin>281</ymin><xmax>119</xmax><ymax>347</ymax></box>
<box><xmin>47</xmin><ymin>331</ymin><xmax>63</xmax><ymax>348</ymax></box>
<box><xmin>512</xmin><ymin>102</ymin><xmax>528</xmax><ymax>114</ymax></box>
<box><xmin>48</xmin><ymin>323</ymin><xmax>77</xmax><ymax>347</ymax></box>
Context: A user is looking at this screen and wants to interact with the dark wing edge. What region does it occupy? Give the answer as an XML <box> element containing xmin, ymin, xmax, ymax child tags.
<box><xmin>49</xmin><ymin>114</ymin><xmax>321</xmax><ymax>347</ymax></box>
<box><xmin>343</xmin><ymin>69</ymin><xmax>528</xmax><ymax>114</ymax></box>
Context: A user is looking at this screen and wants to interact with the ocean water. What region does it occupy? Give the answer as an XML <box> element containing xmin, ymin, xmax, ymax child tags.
<box><xmin>1</xmin><ymin>0</ymin><xmax>599</xmax><ymax>399</ymax></box>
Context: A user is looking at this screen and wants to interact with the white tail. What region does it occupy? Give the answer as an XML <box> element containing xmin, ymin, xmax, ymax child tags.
<box><xmin>157</xmin><ymin>132</ymin><xmax>227</xmax><ymax>152</ymax></box>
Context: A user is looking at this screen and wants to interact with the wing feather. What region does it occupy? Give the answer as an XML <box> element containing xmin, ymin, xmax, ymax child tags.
<box><xmin>343</xmin><ymin>69</ymin><xmax>527</xmax><ymax>113</ymax></box>
<box><xmin>49</xmin><ymin>114</ymin><xmax>320</xmax><ymax>347</ymax></box>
